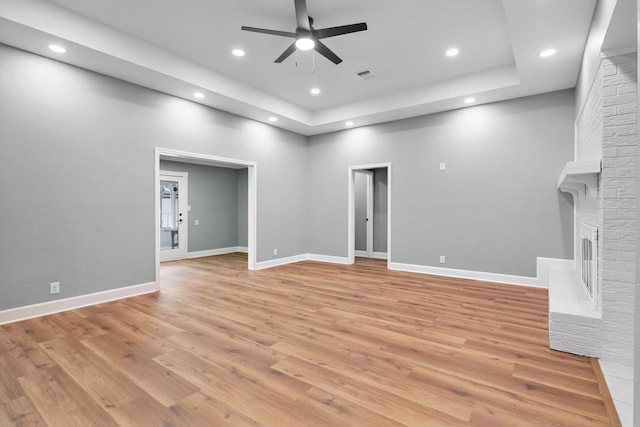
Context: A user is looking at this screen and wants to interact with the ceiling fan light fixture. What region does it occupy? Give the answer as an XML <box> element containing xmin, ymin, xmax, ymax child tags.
<box><xmin>295</xmin><ymin>37</ymin><xmax>315</xmax><ymax>51</ymax></box>
<box><xmin>232</xmin><ymin>48</ymin><xmax>245</xmax><ymax>57</ymax></box>
<box><xmin>310</xmin><ymin>87</ymin><xmax>321</xmax><ymax>95</ymax></box>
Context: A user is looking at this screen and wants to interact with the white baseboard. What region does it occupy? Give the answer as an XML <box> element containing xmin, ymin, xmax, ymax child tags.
<box><xmin>0</xmin><ymin>282</ymin><xmax>158</xmax><ymax>325</ymax></box>
<box><xmin>355</xmin><ymin>251</ymin><xmax>388</xmax><ymax>260</ymax></box>
<box><xmin>389</xmin><ymin>262</ymin><xmax>541</xmax><ymax>288</ymax></box>
<box><xmin>255</xmin><ymin>254</ymin><xmax>308</xmax><ymax>270</ymax></box>
<box><xmin>306</xmin><ymin>254</ymin><xmax>351</xmax><ymax>264</ymax></box>
<box><xmin>187</xmin><ymin>246</ymin><xmax>248</xmax><ymax>259</ymax></box>
<box><xmin>255</xmin><ymin>253</ymin><xmax>351</xmax><ymax>270</ymax></box>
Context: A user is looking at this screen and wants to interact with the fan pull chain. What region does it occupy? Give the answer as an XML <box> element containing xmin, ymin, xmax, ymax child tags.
<box><xmin>312</xmin><ymin>49</ymin><xmax>316</xmax><ymax>74</ymax></box>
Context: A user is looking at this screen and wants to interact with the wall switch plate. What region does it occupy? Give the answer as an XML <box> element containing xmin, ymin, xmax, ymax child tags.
<box><xmin>439</xmin><ymin>256</ymin><xmax>445</xmax><ymax>264</ymax></box>
<box><xmin>273</xmin><ymin>248</ymin><xmax>278</xmax><ymax>256</ymax></box>
<box><xmin>187</xmin><ymin>205</ymin><xmax>191</xmax><ymax>211</ymax></box>
<box><xmin>439</xmin><ymin>162</ymin><xmax>446</xmax><ymax>171</ymax></box>
<box><xmin>50</xmin><ymin>282</ymin><xmax>60</xmax><ymax>294</ymax></box>
<box><xmin>194</xmin><ymin>219</ymin><xmax>199</xmax><ymax>225</ymax></box>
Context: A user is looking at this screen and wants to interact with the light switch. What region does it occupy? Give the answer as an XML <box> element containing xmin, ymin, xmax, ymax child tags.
<box><xmin>439</xmin><ymin>162</ymin><xmax>446</xmax><ymax>171</ymax></box>
<box><xmin>195</xmin><ymin>219</ymin><xmax>199</xmax><ymax>225</ymax></box>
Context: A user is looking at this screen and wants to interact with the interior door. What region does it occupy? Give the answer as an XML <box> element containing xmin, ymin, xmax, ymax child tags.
<box><xmin>159</xmin><ymin>171</ymin><xmax>188</xmax><ymax>261</ymax></box>
<box><xmin>364</xmin><ymin>170</ymin><xmax>374</xmax><ymax>258</ymax></box>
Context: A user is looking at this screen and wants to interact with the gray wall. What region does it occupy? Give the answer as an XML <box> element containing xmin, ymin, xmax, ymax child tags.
<box><xmin>0</xmin><ymin>44</ymin><xmax>307</xmax><ymax>311</ymax></box>
<box><xmin>160</xmin><ymin>161</ymin><xmax>248</xmax><ymax>252</ymax></box>
<box><xmin>307</xmin><ymin>90</ymin><xmax>575</xmax><ymax>277</ymax></box>
<box><xmin>237</xmin><ymin>168</ymin><xmax>248</xmax><ymax>247</ymax></box>
<box><xmin>0</xmin><ymin>42</ymin><xmax>576</xmax><ymax>312</ymax></box>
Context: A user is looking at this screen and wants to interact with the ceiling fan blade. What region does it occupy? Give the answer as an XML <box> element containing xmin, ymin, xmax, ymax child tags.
<box><xmin>275</xmin><ymin>42</ymin><xmax>297</xmax><ymax>63</ymax></box>
<box><xmin>241</xmin><ymin>26</ymin><xmax>297</xmax><ymax>38</ymax></box>
<box><xmin>313</xmin><ymin>22</ymin><xmax>368</xmax><ymax>39</ymax></box>
<box><xmin>294</xmin><ymin>0</ymin><xmax>311</xmax><ymax>31</ymax></box>
<box><xmin>314</xmin><ymin>40</ymin><xmax>342</xmax><ymax>65</ymax></box>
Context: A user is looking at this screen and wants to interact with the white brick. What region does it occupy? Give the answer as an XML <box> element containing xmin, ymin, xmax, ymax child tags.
<box><xmin>602</xmin><ymin>63</ymin><xmax>617</xmax><ymax>76</ymax></box>
<box><xmin>617</xmin><ymin>186</ymin><xmax>637</xmax><ymax>198</ymax></box>
<box><xmin>603</xmin><ymin>73</ymin><xmax>635</xmax><ymax>86</ymax></box>
<box><xmin>603</xmin><ymin>94</ymin><xmax>635</xmax><ymax>107</ymax></box>
<box><xmin>603</xmin><ymin>113</ymin><xmax>636</xmax><ymax>127</ymax></box>
<box><xmin>603</xmin><ymin>134</ymin><xmax>636</xmax><ymax>146</ymax></box>
<box><xmin>617</xmin><ymin>146</ymin><xmax>637</xmax><ymax>157</ymax></box>
<box><xmin>617</xmin><ymin>251</ymin><xmax>637</xmax><ymax>262</ymax></box>
<box><xmin>603</xmin><ymin>199</ymin><xmax>635</xmax><ymax>209</ymax></box>
<box><xmin>617</xmin><ymin>82</ymin><xmax>636</xmax><ymax>95</ymax></box>
<box><xmin>603</xmin><ymin>156</ymin><xmax>635</xmax><ymax>169</ymax></box>
<box><xmin>618</xmin><ymin>209</ymin><xmax>637</xmax><ymax>220</ymax></box>
<box><xmin>616</xmin><ymin>103</ymin><xmax>636</xmax><ymax>115</ymax></box>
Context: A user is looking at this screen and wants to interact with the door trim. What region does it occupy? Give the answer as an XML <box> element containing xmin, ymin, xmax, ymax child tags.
<box><xmin>155</xmin><ymin>148</ymin><xmax>258</xmax><ymax>287</ymax></box>
<box><xmin>348</xmin><ymin>163</ymin><xmax>391</xmax><ymax>267</ymax></box>
<box><xmin>159</xmin><ymin>170</ymin><xmax>188</xmax><ymax>262</ymax></box>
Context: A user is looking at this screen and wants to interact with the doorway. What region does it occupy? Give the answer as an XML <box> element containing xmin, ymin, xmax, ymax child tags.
<box><xmin>354</xmin><ymin>170</ymin><xmax>374</xmax><ymax>258</ymax></box>
<box><xmin>155</xmin><ymin>148</ymin><xmax>258</xmax><ymax>284</ymax></box>
<box><xmin>348</xmin><ymin>163</ymin><xmax>391</xmax><ymax>266</ymax></box>
<box><xmin>159</xmin><ymin>171</ymin><xmax>188</xmax><ymax>261</ymax></box>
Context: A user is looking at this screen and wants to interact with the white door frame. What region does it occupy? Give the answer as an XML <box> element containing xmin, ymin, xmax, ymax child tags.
<box><xmin>348</xmin><ymin>163</ymin><xmax>391</xmax><ymax>266</ymax></box>
<box><xmin>159</xmin><ymin>170</ymin><xmax>188</xmax><ymax>262</ymax></box>
<box><xmin>155</xmin><ymin>148</ymin><xmax>258</xmax><ymax>287</ymax></box>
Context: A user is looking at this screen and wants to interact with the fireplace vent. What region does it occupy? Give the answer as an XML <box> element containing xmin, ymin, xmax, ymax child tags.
<box><xmin>579</xmin><ymin>223</ymin><xmax>598</xmax><ymax>310</ymax></box>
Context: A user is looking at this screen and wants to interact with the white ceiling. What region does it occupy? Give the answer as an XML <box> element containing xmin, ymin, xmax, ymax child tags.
<box><xmin>0</xmin><ymin>0</ymin><xmax>606</xmax><ymax>135</ymax></box>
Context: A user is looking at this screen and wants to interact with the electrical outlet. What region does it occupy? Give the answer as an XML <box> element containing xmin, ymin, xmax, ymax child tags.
<box><xmin>439</xmin><ymin>162</ymin><xmax>446</xmax><ymax>171</ymax></box>
<box><xmin>194</xmin><ymin>219</ymin><xmax>199</xmax><ymax>225</ymax></box>
<box><xmin>50</xmin><ymin>282</ymin><xmax>60</xmax><ymax>294</ymax></box>
<box><xmin>439</xmin><ymin>255</ymin><xmax>445</xmax><ymax>264</ymax></box>
<box><xmin>273</xmin><ymin>248</ymin><xmax>278</xmax><ymax>256</ymax></box>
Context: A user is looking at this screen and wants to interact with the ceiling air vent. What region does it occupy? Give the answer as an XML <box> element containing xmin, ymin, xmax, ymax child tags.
<box><xmin>356</xmin><ymin>70</ymin><xmax>375</xmax><ymax>80</ymax></box>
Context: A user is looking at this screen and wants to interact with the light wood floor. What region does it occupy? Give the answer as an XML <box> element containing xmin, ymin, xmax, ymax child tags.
<box><xmin>0</xmin><ymin>253</ymin><xmax>620</xmax><ymax>426</ymax></box>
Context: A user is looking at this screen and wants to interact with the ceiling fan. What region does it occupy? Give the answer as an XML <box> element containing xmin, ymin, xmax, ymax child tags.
<box><xmin>241</xmin><ymin>0</ymin><xmax>367</xmax><ymax>65</ymax></box>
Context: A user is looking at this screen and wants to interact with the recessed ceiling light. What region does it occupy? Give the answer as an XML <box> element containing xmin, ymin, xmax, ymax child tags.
<box><xmin>540</xmin><ymin>48</ymin><xmax>557</xmax><ymax>58</ymax></box>
<box><xmin>268</xmin><ymin>116</ymin><xmax>278</xmax><ymax>122</ymax></box>
<box><xmin>48</xmin><ymin>44</ymin><xmax>66</xmax><ymax>53</ymax></box>
<box><xmin>295</xmin><ymin>37</ymin><xmax>315</xmax><ymax>51</ymax></box>
<box><xmin>464</xmin><ymin>97</ymin><xmax>475</xmax><ymax>104</ymax></box>
<box><xmin>310</xmin><ymin>87</ymin><xmax>321</xmax><ymax>95</ymax></box>
<box><xmin>345</xmin><ymin>121</ymin><xmax>354</xmax><ymax>127</ymax></box>
<box><xmin>232</xmin><ymin>48</ymin><xmax>245</xmax><ymax>57</ymax></box>
<box><xmin>446</xmin><ymin>48</ymin><xmax>459</xmax><ymax>57</ymax></box>
<box><xmin>193</xmin><ymin>92</ymin><xmax>205</xmax><ymax>99</ymax></box>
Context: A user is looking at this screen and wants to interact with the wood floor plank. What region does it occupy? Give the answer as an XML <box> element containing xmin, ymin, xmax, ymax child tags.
<box><xmin>1</xmin><ymin>396</ymin><xmax>48</xmax><ymax>427</ymax></box>
<box><xmin>18</xmin><ymin>366</ymin><xmax>119</xmax><ymax>427</ymax></box>
<box><xmin>0</xmin><ymin>253</ymin><xmax>620</xmax><ymax>426</ymax></box>
<box><xmin>40</xmin><ymin>336</ymin><xmax>145</xmax><ymax>409</ymax></box>
<box><xmin>168</xmin><ymin>391</ymin><xmax>262</xmax><ymax>427</ymax></box>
